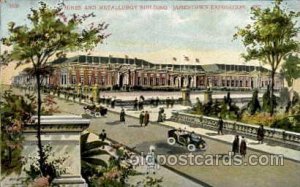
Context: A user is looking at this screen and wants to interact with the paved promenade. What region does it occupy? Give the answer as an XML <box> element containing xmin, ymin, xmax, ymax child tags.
<box><xmin>5</xmin><ymin>88</ymin><xmax>300</xmax><ymax>187</ymax></box>
<box><xmin>105</xmin><ymin>105</ymin><xmax>300</xmax><ymax>162</ymax></box>
<box><xmin>57</xmin><ymin>99</ymin><xmax>299</xmax><ymax>187</ymax></box>
<box><xmin>86</xmin><ymin>131</ymin><xmax>203</xmax><ymax>187</ymax></box>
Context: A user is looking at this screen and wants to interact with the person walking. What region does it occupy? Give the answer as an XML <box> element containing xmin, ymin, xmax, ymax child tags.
<box><xmin>157</xmin><ymin>108</ymin><xmax>163</xmax><ymax>122</ymax></box>
<box><xmin>232</xmin><ymin>135</ymin><xmax>240</xmax><ymax>156</ymax></box>
<box><xmin>144</xmin><ymin>111</ymin><xmax>150</xmax><ymax>126</ymax></box>
<box><xmin>170</xmin><ymin>97</ymin><xmax>174</xmax><ymax>108</ymax></box>
<box><xmin>111</xmin><ymin>97</ymin><xmax>116</xmax><ymax>108</ymax></box>
<box><xmin>240</xmin><ymin>136</ymin><xmax>247</xmax><ymax>157</ymax></box>
<box><xmin>99</xmin><ymin>129</ymin><xmax>107</xmax><ymax>148</ymax></box>
<box><xmin>120</xmin><ymin>108</ymin><xmax>126</xmax><ymax>125</ymax></box>
<box><xmin>99</xmin><ymin>129</ymin><xmax>107</xmax><ymax>142</ymax></box>
<box><xmin>139</xmin><ymin>111</ymin><xmax>145</xmax><ymax>127</ymax></box>
<box><xmin>134</xmin><ymin>97</ymin><xmax>138</xmax><ymax>111</ymax></box>
<box><xmin>155</xmin><ymin>97</ymin><xmax>160</xmax><ymax>107</ymax></box>
<box><xmin>166</xmin><ymin>97</ymin><xmax>170</xmax><ymax>108</ymax></box>
<box><xmin>217</xmin><ymin>117</ymin><xmax>224</xmax><ymax>135</ymax></box>
<box><xmin>257</xmin><ymin>125</ymin><xmax>265</xmax><ymax>144</ymax></box>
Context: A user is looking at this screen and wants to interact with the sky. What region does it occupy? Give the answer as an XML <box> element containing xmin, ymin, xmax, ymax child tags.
<box><xmin>1</xmin><ymin>0</ymin><xmax>300</xmax><ymax>85</ymax></box>
<box><xmin>1</xmin><ymin>0</ymin><xmax>299</xmax><ymax>63</ymax></box>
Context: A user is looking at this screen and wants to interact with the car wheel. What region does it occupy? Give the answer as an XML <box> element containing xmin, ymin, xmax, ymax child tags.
<box><xmin>187</xmin><ymin>144</ymin><xmax>196</xmax><ymax>152</ymax></box>
<box><xmin>94</xmin><ymin>112</ymin><xmax>101</xmax><ymax>118</ymax></box>
<box><xmin>199</xmin><ymin>142</ymin><xmax>208</xmax><ymax>151</ymax></box>
<box><xmin>167</xmin><ymin>137</ymin><xmax>176</xmax><ymax>145</ymax></box>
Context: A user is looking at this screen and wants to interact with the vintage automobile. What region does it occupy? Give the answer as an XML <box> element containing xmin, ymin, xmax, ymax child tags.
<box><xmin>167</xmin><ymin>129</ymin><xmax>208</xmax><ymax>152</ymax></box>
<box><xmin>84</xmin><ymin>104</ymin><xmax>107</xmax><ymax>117</ymax></box>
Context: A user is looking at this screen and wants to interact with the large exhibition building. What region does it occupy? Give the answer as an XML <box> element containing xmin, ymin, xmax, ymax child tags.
<box><xmin>12</xmin><ymin>55</ymin><xmax>283</xmax><ymax>91</ymax></box>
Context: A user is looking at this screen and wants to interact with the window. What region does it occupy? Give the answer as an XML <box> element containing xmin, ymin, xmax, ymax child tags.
<box><xmin>150</xmin><ymin>77</ymin><xmax>154</xmax><ymax>86</ymax></box>
<box><xmin>240</xmin><ymin>80</ymin><xmax>243</xmax><ymax>87</ymax></box>
<box><xmin>81</xmin><ymin>76</ymin><xmax>84</xmax><ymax>84</ymax></box>
<box><xmin>88</xmin><ymin>76</ymin><xmax>92</xmax><ymax>85</ymax></box>
<box><xmin>101</xmin><ymin>76</ymin><xmax>105</xmax><ymax>85</ymax></box>
<box><xmin>156</xmin><ymin>78</ymin><xmax>159</xmax><ymax>86</ymax></box>
<box><xmin>72</xmin><ymin>75</ymin><xmax>76</xmax><ymax>84</ymax></box>
<box><xmin>231</xmin><ymin>80</ymin><xmax>235</xmax><ymax>87</ymax></box>
<box><xmin>144</xmin><ymin>77</ymin><xmax>147</xmax><ymax>85</ymax></box>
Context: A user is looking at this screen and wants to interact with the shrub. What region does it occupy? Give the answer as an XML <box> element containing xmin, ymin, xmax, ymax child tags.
<box><xmin>271</xmin><ymin>117</ymin><xmax>292</xmax><ymax>130</ymax></box>
<box><xmin>241</xmin><ymin>112</ymin><xmax>286</xmax><ymax>126</ymax></box>
<box><xmin>248</xmin><ymin>89</ymin><xmax>261</xmax><ymax>115</ymax></box>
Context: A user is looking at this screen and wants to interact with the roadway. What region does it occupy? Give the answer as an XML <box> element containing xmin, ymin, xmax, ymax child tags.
<box><xmin>53</xmin><ymin>97</ymin><xmax>300</xmax><ymax>187</ymax></box>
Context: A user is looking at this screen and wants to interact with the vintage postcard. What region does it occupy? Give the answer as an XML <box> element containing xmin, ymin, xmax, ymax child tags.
<box><xmin>0</xmin><ymin>0</ymin><xmax>299</xmax><ymax>187</ymax></box>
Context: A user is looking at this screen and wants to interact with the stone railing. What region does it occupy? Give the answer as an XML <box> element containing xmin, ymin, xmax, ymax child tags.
<box><xmin>43</xmin><ymin>86</ymin><xmax>183</xmax><ymax>107</ymax></box>
<box><xmin>170</xmin><ymin>111</ymin><xmax>300</xmax><ymax>149</ymax></box>
<box><xmin>113</xmin><ymin>98</ymin><xmax>182</xmax><ymax>107</ymax></box>
<box><xmin>214</xmin><ymin>97</ymin><xmax>262</xmax><ymax>104</ymax></box>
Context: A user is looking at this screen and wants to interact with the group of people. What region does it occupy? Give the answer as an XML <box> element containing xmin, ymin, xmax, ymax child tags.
<box><xmin>99</xmin><ymin>96</ymin><xmax>116</xmax><ymax>108</ymax></box>
<box><xmin>232</xmin><ymin>135</ymin><xmax>247</xmax><ymax>157</ymax></box>
<box><xmin>165</xmin><ymin>97</ymin><xmax>175</xmax><ymax>108</ymax></box>
<box><xmin>133</xmin><ymin>96</ymin><xmax>145</xmax><ymax>111</ymax></box>
<box><xmin>231</xmin><ymin>124</ymin><xmax>265</xmax><ymax>157</ymax></box>
<box><xmin>157</xmin><ymin>107</ymin><xmax>166</xmax><ymax>122</ymax></box>
<box><xmin>139</xmin><ymin>111</ymin><xmax>150</xmax><ymax>127</ymax></box>
<box><xmin>120</xmin><ymin>108</ymin><xmax>150</xmax><ymax>127</ymax></box>
<box><xmin>150</xmin><ymin>97</ymin><xmax>160</xmax><ymax>107</ymax></box>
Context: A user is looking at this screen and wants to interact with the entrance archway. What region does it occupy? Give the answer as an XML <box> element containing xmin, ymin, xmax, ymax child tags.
<box><xmin>119</xmin><ymin>74</ymin><xmax>124</xmax><ymax>88</ymax></box>
<box><xmin>181</xmin><ymin>77</ymin><xmax>185</xmax><ymax>88</ymax></box>
<box><xmin>188</xmin><ymin>76</ymin><xmax>192</xmax><ymax>88</ymax></box>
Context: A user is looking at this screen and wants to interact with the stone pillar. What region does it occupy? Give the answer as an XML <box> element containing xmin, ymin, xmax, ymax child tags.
<box><xmin>203</xmin><ymin>89</ymin><xmax>213</xmax><ymax>104</ymax></box>
<box><xmin>11</xmin><ymin>116</ymin><xmax>89</xmax><ymax>187</ymax></box>
<box><xmin>181</xmin><ymin>88</ymin><xmax>191</xmax><ymax>106</ymax></box>
<box><xmin>83</xmin><ymin>85</ymin><xmax>89</xmax><ymax>102</ymax></box>
<box><xmin>77</xmin><ymin>83</ymin><xmax>82</xmax><ymax>103</ymax></box>
<box><xmin>92</xmin><ymin>84</ymin><xmax>100</xmax><ymax>104</ymax></box>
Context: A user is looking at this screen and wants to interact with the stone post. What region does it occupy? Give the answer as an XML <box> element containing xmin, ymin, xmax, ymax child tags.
<box><xmin>181</xmin><ymin>88</ymin><xmax>191</xmax><ymax>106</ymax></box>
<box><xmin>92</xmin><ymin>84</ymin><xmax>100</xmax><ymax>104</ymax></box>
<box><xmin>2</xmin><ymin>116</ymin><xmax>90</xmax><ymax>187</ymax></box>
<box><xmin>84</xmin><ymin>85</ymin><xmax>89</xmax><ymax>102</ymax></box>
<box><xmin>203</xmin><ymin>88</ymin><xmax>213</xmax><ymax>104</ymax></box>
<box><xmin>77</xmin><ymin>83</ymin><xmax>82</xmax><ymax>103</ymax></box>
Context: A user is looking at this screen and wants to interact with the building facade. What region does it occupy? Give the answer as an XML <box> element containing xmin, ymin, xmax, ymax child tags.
<box><xmin>13</xmin><ymin>55</ymin><xmax>283</xmax><ymax>91</ymax></box>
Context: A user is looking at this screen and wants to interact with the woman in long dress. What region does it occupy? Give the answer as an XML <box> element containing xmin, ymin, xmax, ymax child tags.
<box><xmin>120</xmin><ymin>108</ymin><xmax>126</xmax><ymax>125</ymax></box>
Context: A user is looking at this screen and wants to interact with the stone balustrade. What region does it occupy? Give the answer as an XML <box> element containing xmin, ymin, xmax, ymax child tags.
<box><xmin>170</xmin><ymin>111</ymin><xmax>300</xmax><ymax>149</ymax></box>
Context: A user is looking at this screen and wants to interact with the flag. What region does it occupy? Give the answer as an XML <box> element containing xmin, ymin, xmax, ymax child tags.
<box><xmin>184</xmin><ymin>56</ymin><xmax>189</xmax><ymax>61</ymax></box>
<box><xmin>173</xmin><ymin>57</ymin><xmax>177</xmax><ymax>61</ymax></box>
<box><xmin>195</xmin><ymin>58</ymin><xmax>200</xmax><ymax>63</ymax></box>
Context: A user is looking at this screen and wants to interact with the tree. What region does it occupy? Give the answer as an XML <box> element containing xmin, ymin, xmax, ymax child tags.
<box><xmin>281</xmin><ymin>54</ymin><xmax>300</xmax><ymax>104</ymax></box>
<box><xmin>248</xmin><ymin>89</ymin><xmax>261</xmax><ymax>115</ymax></box>
<box><xmin>262</xmin><ymin>85</ymin><xmax>277</xmax><ymax>113</ymax></box>
<box><xmin>1</xmin><ymin>91</ymin><xmax>36</xmax><ymax>176</ymax></box>
<box><xmin>281</xmin><ymin>54</ymin><xmax>300</xmax><ymax>88</ymax></box>
<box><xmin>234</xmin><ymin>0</ymin><xmax>300</xmax><ymax>116</ymax></box>
<box><xmin>1</xmin><ymin>2</ymin><xmax>109</xmax><ymax>177</ymax></box>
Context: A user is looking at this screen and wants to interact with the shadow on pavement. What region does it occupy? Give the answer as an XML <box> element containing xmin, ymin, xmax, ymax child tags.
<box><xmin>106</xmin><ymin>120</ymin><xmax>121</xmax><ymax>125</ymax></box>
<box><xmin>128</xmin><ymin>125</ymin><xmax>142</xmax><ymax>128</ymax></box>
<box><xmin>206</xmin><ymin>132</ymin><xmax>219</xmax><ymax>136</ymax></box>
